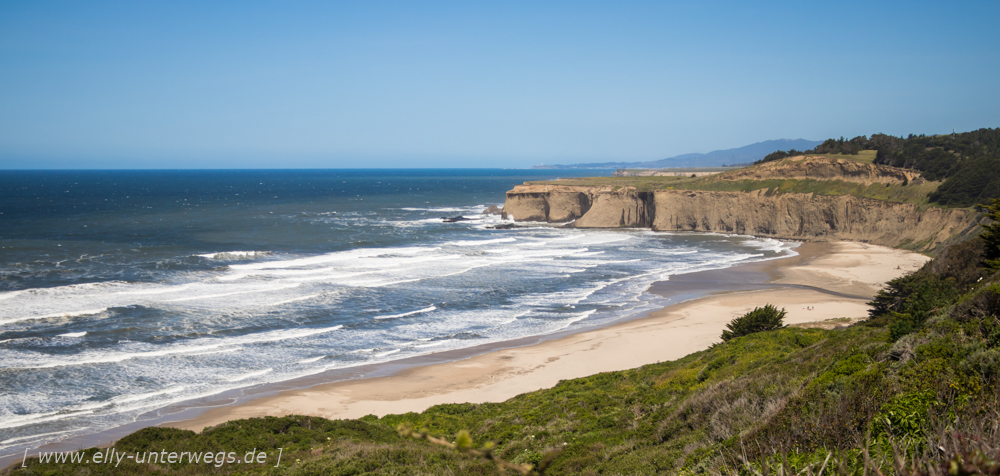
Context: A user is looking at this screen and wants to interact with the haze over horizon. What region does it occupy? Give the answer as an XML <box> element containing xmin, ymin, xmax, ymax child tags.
<box><xmin>1</xmin><ymin>1</ymin><xmax>998</xmax><ymax>169</ymax></box>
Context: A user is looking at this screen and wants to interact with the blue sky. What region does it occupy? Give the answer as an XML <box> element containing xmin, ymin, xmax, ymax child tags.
<box><xmin>1</xmin><ymin>1</ymin><xmax>998</xmax><ymax>169</ymax></box>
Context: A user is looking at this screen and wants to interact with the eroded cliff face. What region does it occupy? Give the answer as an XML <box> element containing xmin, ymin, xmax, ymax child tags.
<box><xmin>502</xmin><ymin>184</ymin><xmax>978</xmax><ymax>252</ymax></box>
<box><xmin>501</xmin><ymin>185</ymin><xmax>595</xmax><ymax>222</ymax></box>
<box><xmin>648</xmin><ymin>189</ymin><xmax>976</xmax><ymax>251</ymax></box>
<box><xmin>722</xmin><ymin>156</ymin><xmax>921</xmax><ymax>185</ymax></box>
<box><xmin>502</xmin><ymin>184</ymin><xmax>654</xmax><ymax>227</ymax></box>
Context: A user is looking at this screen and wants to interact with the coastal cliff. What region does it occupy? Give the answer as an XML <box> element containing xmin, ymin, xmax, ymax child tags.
<box><xmin>718</xmin><ymin>156</ymin><xmax>922</xmax><ymax>185</ymax></box>
<box><xmin>503</xmin><ymin>158</ymin><xmax>981</xmax><ymax>252</ymax></box>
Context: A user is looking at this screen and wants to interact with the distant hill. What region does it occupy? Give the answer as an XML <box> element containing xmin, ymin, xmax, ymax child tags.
<box><xmin>533</xmin><ymin>139</ymin><xmax>823</xmax><ymax>169</ymax></box>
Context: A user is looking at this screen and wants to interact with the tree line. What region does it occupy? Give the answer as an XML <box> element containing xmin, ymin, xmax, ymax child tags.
<box><xmin>755</xmin><ymin>128</ymin><xmax>1000</xmax><ymax>207</ymax></box>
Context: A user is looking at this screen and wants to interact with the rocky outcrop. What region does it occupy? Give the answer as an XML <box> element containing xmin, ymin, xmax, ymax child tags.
<box><xmin>501</xmin><ymin>184</ymin><xmax>597</xmax><ymax>222</ymax></box>
<box><xmin>721</xmin><ymin>156</ymin><xmax>922</xmax><ymax>185</ymax></box>
<box><xmin>502</xmin><ymin>184</ymin><xmax>979</xmax><ymax>252</ymax></box>
<box><xmin>481</xmin><ymin>205</ymin><xmax>504</xmax><ymax>215</ymax></box>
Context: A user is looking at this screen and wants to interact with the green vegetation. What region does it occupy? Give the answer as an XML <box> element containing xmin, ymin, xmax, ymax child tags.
<box><xmin>799</xmin><ymin>150</ymin><xmax>878</xmax><ymax>164</ymax></box>
<box><xmin>529</xmin><ymin>174</ymin><xmax>701</xmax><ymax>192</ymax></box>
<box><xmin>548</xmin><ymin>129</ymin><xmax>1000</xmax><ymax>207</ymax></box>
<box><xmin>758</xmin><ymin>149</ymin><xmax>878</xmax><ymax>165</ymax></box>
<box><xmin>761</xmin><ymin>129</ymin><xmax>1000</xmax><ymax>207</ymax></box>
<box><xmin>530</xmin><ymin>169</ymin><xmax>938</xmax><ymax>205</ymax></box>
<box><xmin>982</xmin><ymin>198</ymin><xmax>1000</xmax><ymax>269</ymax></box>
<box><xmin>532</xmin><ymin>148</ymin><xmax>939</xmax><ymax>205</ymax></box>
<box><xmin>721</xmin><ymin>304</ymin><xmax>786</xmax><ymax>342</ymax></box>
<box><xmin>682</xmin><ymin>176</ymin><xmax>940</xmax><ymax>205</ymax></box>
<box><xmin>870</xmin><ymin>129</ymin><xmax>1000</xmax><ymax>207</ymax></box>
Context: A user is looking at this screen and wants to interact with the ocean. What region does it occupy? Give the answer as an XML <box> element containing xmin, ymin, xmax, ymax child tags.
<box><xmin>0</xmin><ymin>169</ymin><xmax>796</xmax><ymax>460</ymax></box>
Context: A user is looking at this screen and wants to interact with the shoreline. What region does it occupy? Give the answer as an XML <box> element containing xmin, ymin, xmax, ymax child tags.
<box><xmin>0</xmin><ymin>239</ymin><xmax>927</xmax><ymax>469</ymax></box>
<box><xmin>167</xmin><ymin>240</ymin><xmax>928</xmax><ymax>432</ymax></box>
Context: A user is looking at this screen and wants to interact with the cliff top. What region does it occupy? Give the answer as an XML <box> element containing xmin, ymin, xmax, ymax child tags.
<box><xmin>520</xmin><ymin>155</ymin><xmax>944</xmax><ymax>207</ymax></box>
<box><xmin>717</xmin><ymin>155</ymin><xmax>921</xmax><ymax>185</ymax></box>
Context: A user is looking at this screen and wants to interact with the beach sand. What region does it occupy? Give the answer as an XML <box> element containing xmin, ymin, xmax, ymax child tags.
<box><xmin>170</xmin><ymin>241</ymin><xmax>929</xmax><ymax>432</ymax></box>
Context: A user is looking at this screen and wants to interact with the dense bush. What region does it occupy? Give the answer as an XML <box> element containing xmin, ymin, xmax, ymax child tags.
<box><xmin>753</xmin><ymin>128</ymin><xmax>1000</xmax><ymax>207</ymax></box>
<box><xmin>754</xmin><ymin>149</ymin><xmax>802</xmax><ymax>165</ymax></box>
<box><xmin>811</xmin><ymin>136</ymin><xmax>869</xmax><ymax>155</ymax></box>
<box><xmin>982</xmin><ymin>198</ymin><xmax>1000</xmax><ymax>269</ymax></box>
<box><xmin>720</xmin><ymin>304</ymin><xmax>786</xmax><ymax>341</ymax></box>
<box><xmin>874</xmin><ymin>128</ymin><xmax>1000</xmax><ymax>207</ymax></box>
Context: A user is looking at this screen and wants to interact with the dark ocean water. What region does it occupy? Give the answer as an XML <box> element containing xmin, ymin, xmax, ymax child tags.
<box><xmin>0</xmin><ymin>169</ymin><xmax>796</xmax><ymax>457</ymax></box>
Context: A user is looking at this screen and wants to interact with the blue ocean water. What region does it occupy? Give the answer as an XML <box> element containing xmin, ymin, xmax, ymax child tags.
<box><xmin>0</xmin><ymin>169</ymin><xmax>795</xmax><ymax>457</ymax></box>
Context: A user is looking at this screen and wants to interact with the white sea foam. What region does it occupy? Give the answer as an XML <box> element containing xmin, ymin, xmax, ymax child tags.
<box><xmin>225</xmin><ymin>368</ymin><xmax>273</xmax><ymax>382</ymax></box>
<box><xmin>163</xmin><ymin>283</ymin><xmax>299</xmax><ymax>302</ymax></box>
<box><xmin>399</xmin><ymin>206</ymin><xmax>482</xmax><ymax>212</ymax></box>
<box><xmin>0</xmin><ymin>411</ymin><xmax>64</xmax><ymax>431</ymax></box>
<box><xmin>446</xmin><ymin>237</ymin><xmax>517</xmax><ymax>247</ymax></box>
<box><xmin>229</xmin><ymin>246</ymin><xmax>436</xmax><ymax>271</ymax></box>
<box><xmin>0</xmin><ymin>222</ymin><xmax>801</xmax><ymax>459</ymax></box>
<box><xmin>197</xmin><ymin>251</ymin><xmax>272</xmax><ymax>260</ymax></box>
<box><xmin>560</xmin><ymin>309</ymin><xmax>598</xmax><ymax>328</ymax></box>
<box><xmin>0</xmin><ymin>290</ymin><xmax>23</xmax><ymax>301</ymax></box>
<box><xmin>111</xmin><ymin>386</ymin><xmax>186</xmax><ymax>405</ymax></box>
<box><xmin>108</xmin><ymin>284</ymin><xmax>194</xmax><ymax>296</ymax></box>
<box><xmin>2</xmin><ymin>308</ymin><xmax>109</xmax><ymax>326</ymax></box>
<box><xmin>0</xmin><ymin>429</ymin><xmax>73</xmax><ymax>444</ymax></box>
<box><xmin>375</xmin><ymin>305</ymin><xmax>437</xmax><ymax>320</ymax></box>
<box><xmin>413</xmin><ymin>341</ymin><xmax>445</xmax><ymax>349</ymax></box>
<box><xmin>185</xmin><ymin>347</ymin><xmax>241</xmax><ymax>357</ymax></box>
<box><xmin>57</xmin><ymin>332</ymin><xmax>87</xmax><ymax>338</ymax></box>
<box><xmin>268</xmin><ymin>294</ymin><xmax>321</xmax><ymax>306</ymax></box>
<box><xmin>13</xmin><ymin>325</ymin><xmax>344</xmax><ymax>369</ymax></box>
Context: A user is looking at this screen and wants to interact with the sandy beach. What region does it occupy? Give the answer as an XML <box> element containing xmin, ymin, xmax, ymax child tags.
<box><xmin>171</xmin><ymin>241</ymin><xmax>929</xmax><ymax>432</ymax></box>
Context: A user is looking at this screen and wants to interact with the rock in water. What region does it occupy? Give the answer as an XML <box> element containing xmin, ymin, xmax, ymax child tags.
<box><xmin>481</xmin><ymin>205</ymin><xmax>503</xmax><ymax>215</ymax></box>
<box><xmin>441</xmin><ymin>216</ymin><xmax>474</xmax><ymax>223</ymax></box>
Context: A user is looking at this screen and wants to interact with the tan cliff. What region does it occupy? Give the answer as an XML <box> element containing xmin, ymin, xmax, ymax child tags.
<box><xmin>502</xmin><ymin>184</ymin><xmax>979</xmax><ymax>253</ymax></box>
<box><xmin>720</xmin><ymin>156</ymin><xmax>922</xmax><ymax>185</ymax></box>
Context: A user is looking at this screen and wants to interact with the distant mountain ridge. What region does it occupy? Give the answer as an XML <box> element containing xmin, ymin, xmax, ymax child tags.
<box><xmin>533</xmin><ymin>139</ymin><xmax>822</xmax><ymax>169</ymax></box>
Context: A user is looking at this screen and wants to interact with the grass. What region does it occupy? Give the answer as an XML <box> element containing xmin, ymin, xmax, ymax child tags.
<box><xmin>682</xmin><ymin>177</ymin><xmax>941</xmax><ymax>205</ymax></box>
<box><xmin>528</xmin><ymin>170</ymin><xmax>941</xmax><ymax>206</ymax></box>
<box><xmin>528</xmin><ymin>175</ymin><xmax>701</xmax><ymax>192</ymax></box>
<box><xmin>615</xmin><ymin>167</ymin><xmax>738</xmax><ymax>173</ymax></box>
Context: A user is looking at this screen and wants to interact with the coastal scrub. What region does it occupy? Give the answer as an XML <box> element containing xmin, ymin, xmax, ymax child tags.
<box><xmin>720</xmin><ymin>304</ymin><xmax>786</xmax><ymax>342</ymax></box>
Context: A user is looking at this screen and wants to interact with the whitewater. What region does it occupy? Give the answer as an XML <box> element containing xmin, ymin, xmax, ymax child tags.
<box><xmin>0</xmin><ymin>169</ymin><xmax>796</xmax><ymax>459</ymax></box>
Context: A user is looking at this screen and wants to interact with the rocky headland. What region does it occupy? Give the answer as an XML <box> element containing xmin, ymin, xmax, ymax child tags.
<box><xmin>503</xmin><ymin>156</ymin><xmax>981</xmax><ymax>252</ymax></box>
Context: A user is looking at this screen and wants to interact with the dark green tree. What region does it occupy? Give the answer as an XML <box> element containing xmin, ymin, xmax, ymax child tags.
<box><xmin>721</xmin><ymin>304</ymin><xmax>786</xmax><ymax>342</ymax></box>
<box><xmin>981</xmin><ymin>198</ymin><xmax>1000</xmax><ymax>269</ymax></box>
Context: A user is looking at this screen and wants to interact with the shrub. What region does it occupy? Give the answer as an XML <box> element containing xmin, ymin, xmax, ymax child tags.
<box><xmin>721</xmin><ymin>304</ymin><xmax>786</xmax><ymax>342</ymax></box>
<box><xmin>982</xmin><ymin>198</ymin><xmax>1000</xmax><ymax>269</ymax></box>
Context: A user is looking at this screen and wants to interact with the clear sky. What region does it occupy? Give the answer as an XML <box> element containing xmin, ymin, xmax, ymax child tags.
<box><xmin>1</xmin><ymin>1</ymin><xmax>998</xmax><ymax>169</ymax></box>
